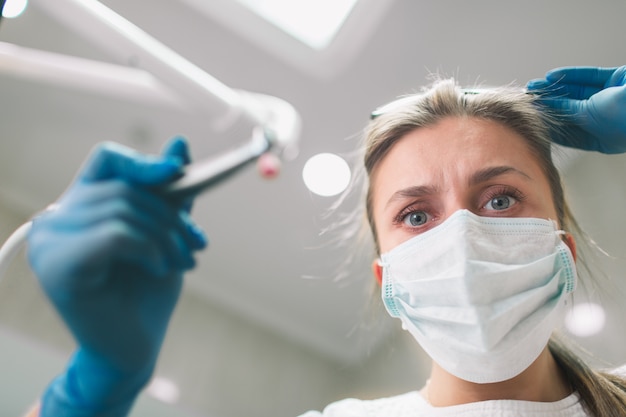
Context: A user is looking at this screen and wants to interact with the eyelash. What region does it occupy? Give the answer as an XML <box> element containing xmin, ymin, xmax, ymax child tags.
<box><xmin>393</xmin><ymin>202</ymin><xmax>432</xmax><ymax>226</ymax></box>
<box><xmin>391</xmin><ymin>185</ymin><xmax>526</xmax><ymax>227</ymax></box>
<box><xmin>482</xmin><ymin>185</ymin><xmax>526</xmax><ymax>210</ymax></box>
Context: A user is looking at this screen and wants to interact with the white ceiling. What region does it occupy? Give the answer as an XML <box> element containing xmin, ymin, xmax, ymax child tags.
<box><xmin>0</xmin><ymin>0</ymin><xmax>625</xmax><ymax>365</ymax></box>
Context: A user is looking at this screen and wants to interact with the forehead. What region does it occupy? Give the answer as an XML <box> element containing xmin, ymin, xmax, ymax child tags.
<box><xmin>370</xmin><ymin>116</ymin><xmax>545</xmax><ymax>202</ymax></box>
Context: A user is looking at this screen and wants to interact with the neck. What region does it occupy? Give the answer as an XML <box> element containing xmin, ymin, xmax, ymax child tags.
<box><xmin>422</xmin><ymin>347</ymin><xmax>571</xmax><ymax>407</ymax></box>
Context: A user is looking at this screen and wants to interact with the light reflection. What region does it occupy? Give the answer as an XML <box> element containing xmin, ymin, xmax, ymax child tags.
<box><xmin>2</xmin><ymin>0</ymin><xmax>28</xmax><ymax>18</ymax></box>
<box><xmin>302</xmin><ymin>153</ymin><xmax>351</xmax><ymax>197</ymax></box>
<box><xmin>146</xmin><ymin>376</ymin><xmax>181</xmax><ymax>404</ymax></box>
<box><xmin>565</xmin><ymin>302</ymin><xmax>606</xmax><ymax>338</ymax></box>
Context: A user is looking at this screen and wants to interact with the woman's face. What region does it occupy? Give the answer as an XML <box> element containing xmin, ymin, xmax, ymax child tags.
<box><xmin>370</xmin><ymin>116</ymin><xmax>559</xmax><ymax>254</ymax></box>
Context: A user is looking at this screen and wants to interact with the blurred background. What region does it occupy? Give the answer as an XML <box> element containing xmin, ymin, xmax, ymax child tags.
<box><xmin>0</xmin><ymin>0</ymin><xmax>625</xmax><ymax>416</ymax></box>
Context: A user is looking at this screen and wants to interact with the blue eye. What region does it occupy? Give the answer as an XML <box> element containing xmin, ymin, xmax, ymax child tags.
<box><xmin>485</xmin><ymin>195</ymin><xmax>516</xmax><ymax>211</ymax></box>
<box><xmin>403</xmin><ymin>211</ymin><xmax>429</xmax><ymax>226</ymax></box>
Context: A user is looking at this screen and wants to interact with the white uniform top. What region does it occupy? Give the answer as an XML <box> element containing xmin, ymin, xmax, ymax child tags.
<box><xmin>298</xmin><ymin>391</ymin><xmax>589</xmax><ymax>417</ymax></box>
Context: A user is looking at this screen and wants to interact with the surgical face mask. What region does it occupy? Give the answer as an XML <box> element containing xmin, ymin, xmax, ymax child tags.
<box><xmin>380</xmin><ymin>209</ymin><xmax>577</xmax><ymax>384</ymax></box>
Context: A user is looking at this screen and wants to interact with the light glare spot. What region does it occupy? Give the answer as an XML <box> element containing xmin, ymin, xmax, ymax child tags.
<box><xmin>2</xmin><ymin>0</ymin><xmax>28</xmax><ymax>18</ymax></box>
<box><xmin>146</xmin><ymin>376</ymin><xmax>180</xmax><ymax>404</ymax></box>
<box><xmin>302</xmin><ymin>153</ymin><xmax>351</xmax><ymax>197</ymax></box>
<box><xmin>565</xmin><ymin>302</ymin><xmax>606</xmax><ymax>338</ymax></box>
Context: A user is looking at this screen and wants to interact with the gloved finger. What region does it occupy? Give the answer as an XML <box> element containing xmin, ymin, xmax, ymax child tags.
<box><xmin>526</xmin><ymin>78</ymin><xmax>552</xmax><ymax>91</ymax></box>
<box><xmin>80</xmin><ymin>142</ymin><xmax>183</xmax><ymax>185</ymax></box>
<box><xmin>38</xmin><ymin>186</ymin><xmax>203</xmax><ymax>277</ymax></box>
<box><xmin>544</xmin><ymin>66</ymin><xmax>618</xmax><ymax>87</ymax></box>
<box><xmin>605</xmin><ymin>66</ymin><xmax>626</xmax><ymax>87</ymax></box>
<box><xmin>110</xmin><ymin>208</ymin><xmax>205</xmax><ymax>272</ymax></box>
<box><xmin>180</xmin><ymin>210</ymin><xmax>208</xmax><ymax>250</ymax></box>
<box><xmin>527</xmin><ymin>81</ymin><xmax>604</xmax><ymax>101</ymax></box>
<box><xmin>28</xmin><ymin>220</ymin><xmax>167</xmax><ymax>288</ymax></box>
<box><xmin>49</xmin><ymin>214</ymin><xmax>193</xmax><ymax>282</ymax></box>
<box><xmin>77</xmin><ymin>222</ymin><xmax>171</xmax><ymax>279</ymax></box>
<box><xmin>54</xmin><ymin>179</ymin><xmax>201</xmax><ymax>238</ymax></box>
<box><xmin>161</xmin><ymin>136</ymin><xmax>191</xmax><ymax>165</ymax></box>
<box><xmin>541</xmin><ymin>87</ymin><xmax>625</xmax><ymax>123</ymax></box>
<box><xmin>534</xmin><ymin>97</ymin><xmax>587</xmax><ymax>117</ymax></box>
<box><xmin>57</xmin><ymin>181</ymin><xmax>185</xmax><ymax>228</ymax></box>
<box><xmin>77</xmin><ymin>201</ymin><xmax>199</xmax><ymax>273</ymax></box>
<box><xmin>95</xmin><ymin>222</ymin><xmax>196</xmax><ymax>277</ymax></box>
<box><xmin>160</xmin><ymin>136</ymin><xmax>195</xmax><ymax>212</ymax></box>
<box><xmin>51</xmin><ymin>189</ymin><xmax>205</xmax><ymax>272</ymax></box>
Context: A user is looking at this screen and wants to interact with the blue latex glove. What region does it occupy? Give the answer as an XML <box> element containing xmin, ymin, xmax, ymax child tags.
<box><xmin>27</xmin><ymin>137</ymin><xmax>207</xmax><ymax>417</ymax></box>
<box><xmin>526</xmin><ymin>66</ymin><xmax>626</xmax><ymax>154</ymax></box>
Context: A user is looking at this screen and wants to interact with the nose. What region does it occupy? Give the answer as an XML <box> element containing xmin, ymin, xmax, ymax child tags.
<box><xmin>442</xmin><ymin>193</ymin><xmax>475</xmax><ymax>221</ymax></box>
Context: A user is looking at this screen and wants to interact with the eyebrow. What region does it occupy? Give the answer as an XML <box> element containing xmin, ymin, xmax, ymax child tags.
<box><xmin>385</xmin><ymin>184</ymin><xmax>439</xmax><ymax>209</ymax></box>
<box><xmin>384</xmin><ymin>165</ymin><xmax>531</xmax><ymax>209</ymax></box>
<box><xmin>468</xmin><ymin>165</ymin><xmax>531</xmax><ymax>186</ymax></box>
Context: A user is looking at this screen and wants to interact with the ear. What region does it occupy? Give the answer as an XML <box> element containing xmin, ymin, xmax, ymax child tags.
<box><xmin>371</xmin><ymin>259</ymin><xmax>383</xmax><ymax>286</ymax></box>
<box><xmin>563</xmin><ymin>233</ymin><xmax>577</xmax><ymax>262</ymax></box>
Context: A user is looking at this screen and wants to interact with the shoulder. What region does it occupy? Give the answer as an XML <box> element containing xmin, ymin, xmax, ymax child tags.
<box><xmin>297</xmin><ymin>391</ymin><xmax>425</xmax><ymax>417</ymax></box>
<box><xmin>298</xmin><ymin>391</ymin><xmax>590</xmax><ymax>417</ymax></box>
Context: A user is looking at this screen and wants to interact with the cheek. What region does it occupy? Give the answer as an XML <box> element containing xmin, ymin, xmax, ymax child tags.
<box><xmin>537</xmin><ymin>182</ymin><xmax>561</xmax><ymax>223</ymax></box>
<box><xmin>370</xmin><ymin>211</ymin><xmax>393</xmax><ymax>255</ymax></box>
<box><xmin>369</xmin><ymin>192</ymin><xmax>399</xmax><ymax>254</ymax></box>
<box><xmin>370</xmin><ymin>212</ymin><xmax>387</xmax><ymax>254</ymax></box>
<box><xmin>372</xmin><ymin>219</ymin><xmax>404</xmax><ymax>254</ymax></box>
<box><xmin>365</xmin><ymin>205</ymin><xmax>382</xmax><ymax>254</ymax></box>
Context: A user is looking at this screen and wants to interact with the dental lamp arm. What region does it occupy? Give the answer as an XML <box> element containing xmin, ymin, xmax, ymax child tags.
<box><xmin>0</xmin><ymin>0</ymin><xmax>298</xmax><ymax>183</ymax></box>
<box><xmin>30</xmin><ymin>0</ymin><xmax>301</xmax><ymax>148</ymax></box>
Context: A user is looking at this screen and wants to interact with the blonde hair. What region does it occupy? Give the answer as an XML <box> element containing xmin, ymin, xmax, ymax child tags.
<box><xmin>360</xmin><ymin>78</ymin><xmax>626</xmax><ymax>416</ymax></box>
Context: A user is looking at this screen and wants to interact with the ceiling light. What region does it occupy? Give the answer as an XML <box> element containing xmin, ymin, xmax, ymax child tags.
<box><xmin>302</xmin><ymin>153</ymin><xmax>351</xmax><ymax>197</ymax></box>
<box><xmin>2</xmin><ymin>0</ymin><xmax>27</xmax><ymax>18</ymax></box>
<box><xmin>234</xmin><ymin>0</ymin><xmax>359</xmax><ymax>50</ymax></box>
<box><xmin>564</xmin><ymin>301</ymin><xmax>606</xmax><ymax>338</ymax></box>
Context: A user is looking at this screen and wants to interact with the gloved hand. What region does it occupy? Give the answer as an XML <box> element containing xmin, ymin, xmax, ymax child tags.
<box><xmin>27</xmin><ymin>137</ymin><xmax>207</xmax><ymax>417</ymax></box>
<box><xmin>526</xmin><ymin>66</ymin><xmax>626</xmax><ymax>154</ymax></box>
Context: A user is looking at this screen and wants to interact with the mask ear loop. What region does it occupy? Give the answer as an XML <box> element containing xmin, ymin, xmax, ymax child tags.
<box><xmin>551</xmin><ymin>216</ymin><xmax>577</xmax><ymax>263</ymax></box>
<box><xmin>561</xmin><ymin>232</ymin><xmax>577</xmax><ymax>263</ymax></box>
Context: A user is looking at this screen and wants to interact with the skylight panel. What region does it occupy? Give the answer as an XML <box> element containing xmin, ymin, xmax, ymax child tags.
<box><xmin>234</xmin><ymin>0</ymin><xmax>359</xmax><ymax>50</ymax></box>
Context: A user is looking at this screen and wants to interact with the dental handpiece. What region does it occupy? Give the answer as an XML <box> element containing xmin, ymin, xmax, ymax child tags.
<box><xmin>162</xmin><ymin>126</ymin><xmax>276</xmax><ymax>199</ymax></box>
<box><xmin>0</xmin><ymin>120</ymin><xmax>295</xmax><ymax>275</ymax></box>
<box><xmin>162</xmin><ymin>90</ymin><xmax>301</xmax><ymax>200</ymax></box>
